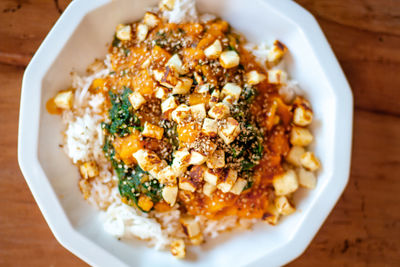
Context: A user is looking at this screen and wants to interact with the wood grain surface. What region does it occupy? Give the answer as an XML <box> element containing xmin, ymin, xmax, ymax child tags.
<box><xmin>0</xmin><ymin>0</ymin><xmax>399</xmax><ymax>266</ymax></box>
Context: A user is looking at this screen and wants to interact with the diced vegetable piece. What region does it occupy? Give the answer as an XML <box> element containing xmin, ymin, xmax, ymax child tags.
<box><xmin>290</xmin><ymin>126</ymin><xmax>313</xmax><ymax>147</ymax></box>
<box><xmin>219</xmin><ymin>50</ymin><xmax>240</xmax><ymax>69</ymax></box>
<box><xmin>138</xmin><ymin>195</ymin><xmax>154</xmax><ymax>211</ymax></box>
<box><xmin>54</xmin><ymin>90</ymin><xmax>73</xmax><ymax>110</ymax></box>
<box><xmin>273</xmin><ymin>170</ymin><xmax>299</xmax><ymax>196</ymax></box>
<box><xmin>177</xmin><ymin>122</ymin><xmax>201</xmax><ymax>144</ymax></box>
<box><xmin>189</xmin><ymin>93</ymin><xmax>210</xmax><ymax>106</ymax></box>
<box><xmin>113</xmin><ymin>131</ymin><xmax>143</xmax><ymax>165</ymax></box>
<box><xmin>230</xmin><ymin>178</ymin><xmax>247</xmax><ymax>195</ymax></box>
<box><xmin>79</xmin><ymin>161</ymin><xmax>99</xmax><ymax>179</ymax></box>
<box><xmin>300</xmin><ymin>151</ymin><xmax>320</xmax><ymax>171</ymax></box>
<box><xmin>142</xmin><ymin>122</ymin><xmax>164</xmax><ymax>140</ymax></box>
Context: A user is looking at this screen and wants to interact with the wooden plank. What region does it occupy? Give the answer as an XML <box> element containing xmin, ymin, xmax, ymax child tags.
<box><xmin>289</xmin><ymin>110</ymin><xmax>400</xmax><ymax>266</ymax></box>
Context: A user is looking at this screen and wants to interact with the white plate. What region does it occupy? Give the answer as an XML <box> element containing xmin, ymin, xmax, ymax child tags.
<box><xmin>18</xmin><ymin>0</ymin><xmax>353</xmax><ymax>266</ymax></box>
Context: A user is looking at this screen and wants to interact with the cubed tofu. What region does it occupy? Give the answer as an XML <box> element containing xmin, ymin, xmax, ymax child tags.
<box><xmin>179</xmin><ymin>176</ymin><xmax>196</xmax><ymax>192</ymax></box>
<box><xmin>161</xmin><ymin>96</ymin><xmax>178</xmax><ymax>113</ymax></box>
<box><xmin>263</xmin><ymin>204</ymin><xmax>280</xmax><ymax>225</ymax></box>
<box><xmin>206</xmin><ymin>150</ymin><xmax>225</xmax><ymax>169</ymax></box>
<box><xmin>217</xmin><ymin>169</ymin><xmax>238</xmax><ymax>193</ymax></box>
<box><xmin>190</xmin><ymin>103</ymin><xmax>206</xmax><ymax>120</ymax></box>
<box><xmin>221</xmin><ymin>83</ymin><xmax>242</xmax><ymax>103</ymax></box>
<box><xmin>290</xmin><ymin>126</ymin><xmax>313</xmax><ymax>147</ymax></box>
<box><xmin>172</xmin><ymin>77</ymin><xmax>193</xmax><ymax>95</ymax></box>
<box><xmin>274</xmin><ymin>196</ymin><xmax>296</xmax><ymax>216</ymax></box>
<box><xmin>300</xmin><ymin>151</ymin><xmax>320</xmax><ymax>171</ymax></box>
<box><xmin>293</xmin><ymin>105</ymin><xmax>313</xmax><ymax>126</ymax></box>
<box><xmin>166</xmin><ymin>54</ymin><xmax>184</xmax><ymax>74</ymax></box>
<box><xmin>170</xmin><ymin>239</ymin><xmax>186</xmax><ymax>259</ymax></box>
<box><xmin>128</xmin><ymin>92</ymin><xmax>146</xmax><ymax>110</ymax></box>
<box><xmin>190</xmin><ymin>234</ymin><xmax>204</xmax><ymax>245</ymax></box>
<box><xmin>116</xmin><ymin>24</ymin><xmax>131</xmax><ymax>41</ymax></box>
<box><xmin>230</xmin><ymin>178</ymin><xmax>247</xmax><ymax>195</ymax></box>
<box><xmin>180</xmin><ymin>216</ymin><xmax>201</xmax><ymax>238</ymax></box>
<box><xmin>209</xmin><ymin>89</ymin><xmax>220</xmax><ymax>107</ymax></box>
<box><xmin>142</xmin><ymin>122</ymin><xmax>164</xmax><ymax>140</ymax></box>
<box><xmin>54</xmin><ymin>90</ymin><xmax>73</xmax><ymax>110</ymax></box>
<box><xmin>143</xmin><ymin>12</ymin><xmax>160</xmax><ymax>28</ymax></box>
<box><xmin>204</xmin><ymin>169</ymin><xmax>220</xmax><ymax>185</ymax></box>
<box><xmin>136</xmin><ymin>23</ymin><xmax>149</xmax><ymax>42</ymax></box>
<box><xmin>132</xmin><ymin>149</ymin><xmax>162</xmax><ymax>171</ymax></box>
<box><xmin>152</xmin><ymin>69</ymin><xmax>164</xmax><ymax>83</ymax></box>
<box><xmin>266</xmin><ymin>40</ymin><xmax>287</xmax><ymax>67</ymax></box>
<box><xmin>159</xmin><ymin>0</ymin><xmax>175</xmax><ymax>11</ymax></box>
<box><xmin>286</xmin><ymin>146</ymin><xmax>306</xmax><ymax>167</ymax></box>
<box><xmin>204</xmin><ymin>39</ymin><xmax>222</xmax><ymax>59</ymax></box>
<box><xmin>196</xmin><ymin>83</ymin><xmax>212</xmax><ymax>94</ymax></box>
<box><xmin>189</xmin><ymin>151</ymin><xmax>207</xmax><ymax>165</ymax></box>
<box><xmin>155</xmin><ymin>86</ymin><xmax>169</xmax><ymax>99</ymax></box>
<box><xmin>157</xmin><ymin>166</ymin><xmax>178</xmax><ymax>184</ymax></box>
<box><xmin>202</xmin><ymin>118</ymin><xmax>218</xmax><ymax>137</ymax></box>
<box><xmin>219</xmin><ymin>50</ymin><xmax>240</xmax><ymax>69</ymax></box>
<box><xmin>79</xmin><ymin>161</ymin><xmax>99</xmax><ymax>179</ymax></box>
<box><xmin>273</xmin><ymin>170</ymin><xmax>299</xmax><ymax>196</ymax></box>
<box><xmin>203</xmin><ymin>182</ymin><xmax>217</xmax><ymax>197</ymax></box>
<box><xmin>245</xmin><ymin>70</ymin><xmax>266</xmax><ymax>85</ymax></box>
<box><xmin>218</xmin><ymin>117</ymin><xmax>241</xmax><ymax>145</ymax></box>
<box><xmin>298</xmin><ymin>167</ymin><xmax>317</xmax><ymax>189</ymax></box>
<box><xmin>208</xmin><ymin>102</ymin><xmax>230</xmax><ymax>120</ymax></box>
<box><xmin>162</xmin><ymin>184</ymin><xmax>178</xmax><ymax>206</ymax></box>
<box><xmin>171</xmin><ymin>104</ymin><xmax>192</xmax><ymax>124</ymax></box>
<box><xmin>148</xmin><ymin>160</ymin><xmax>168</xmax><ymax>179</ymax></box>
<box><xmin>172</xmin><ymin>148</ymin><xmax>191</xmax><ymax>175</ymax></box>
<box><xmin>267</xmin><ymin>69</ymin><xmax>288</xmax><ymax>84</ymax></box>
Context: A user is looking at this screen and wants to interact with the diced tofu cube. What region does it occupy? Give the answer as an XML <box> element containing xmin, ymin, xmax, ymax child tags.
<box><xmin>172</xmin><ymin>148</ymin><xmax>191</xmax><ymax>175</ymax></box>
<box><xmin>290</xmin><ymin>126</ymin><xmax>313</xmax><ymax>147</ymax></box>
<box><xmin>189</xmin><ymin>151</ymin><xmax>207</xmax><ymax>165</ymax></box>
<box><xmin>263</xmin><ymin>204</ymin><xmax>280</xmax><ymax>225</ymax></box>
<box><xmin>273</xmin><ymin>170</ymin><xmax>299</xmax><ymax>196</ymax></box>
<box><xmin>152</xmin><ymin>70</ymin><xmax>164</xmax><ymax>83</ymax></box>
<box><xmin>54</xmin><ymin>90</ymin><xmax>73</xmax><ymax>110</ymax></box>
<box><xmin>286</xmin><ymin>146</ymin><xmax>305</xmax><ymax>167</ymax></box>
<box><xmin>179</xmin><ymin>176</ymin><xmax>196</xmax><ymax>192</ymax></box>
<box><xmin>298</xmin><ymin>168</ymin><xmax>317</xmax><ymax>189</ymax></box>
<box><xmin>218</xmin><ymin>117</ymin><xmax>241</xmax><ymax>145</ymax></box>
<box><xmin>230</xmin><ymin>178</ymin><xmax>247</xmax><ymax>195</ymax></box>
<box><xmin>142</xmin><ymin>122</ymin><xmax>164</xmax><ymax>140</ymax></box>
<box><xmin>155</xmin><ymin>86</ymin><xmax>169</xmax><ymax>99</ymax></box>
<box><xmin>157</xmin><ymin>166</ymin><xmax>178</xmax><ymax>184</ymax></box>
<box><xmin>166</xmin><ymin>54</ymin><xmax>184</xmax><ymax>74</ymax></box>
<box><xmin>221</xmin><ymin>83</ymin><xmax>242</xmax><ymax>103</ymax></box>
<box><xmin>136</xmin><ymin>23</ymin><xmax>149</xmax><ymax>42</ymax></box>
<box><xmin>208</xmin><ymin>102</ymin><xmax>230</xmax><ymax>120</ymax></box>
<box><xmin>196</xmin><ymin>83</ymin><xmax>211</xmax><ymax>93</ymax></box>
<box><xmin>217</xmin><ymin>169</ymin><xmax>238</xmax><ymax>193</ymax></box>
<box><xmin>172</xmin><ymin>77</ymin><xmax>193</xmax><ymax>95</ymax></box>
<box><xmin>300</xmin><ymin>151</ymin><xmax>320</xmax><ymax>171</ymax></box>
<box><xmin>203</xmin><ymin>182</ymin><xmax>216</xmax><ymax>197</ymax></box>
<box><xmin>202</xmin><ymin>118</ymin><xmax>218</xmax><ymax>137</ymax></box>
<box><xmin>245</xmin><ymin>70</ymin><xmax>266</xmax><ymax>85</ymax></box>
<box><xmin>79</xmin><ymin>161</ymin><xmax>99</xmax><ymax>179</ymax></box>
<box><xmin>116</xmin><ymin>24</ymin><xmax>131</xmax><ymax>41</ymax></box>
<box><xmin>190</xmin><ymin>103</ymin><xmax>206</xmax><ymax>120</ymax></box>
<box><xmin>206</xmin><ymin>150</ymin><xmax>225</xmax><ymax>169</ymax></box>
<box><xmin>266</xmin><ymin>40</ymin><xmax>287</xmax><ymax>67</ymax></box>
<box><xmin>267</xmin><ymin>69</ymin><xmax>288</xmax><ymax>84</ymax></box>
<box><xmin>143</xmin><ymin>12</ymin><xmax>160</xmax><ymax>28</ymax></box>
<box><xmin>274</xmin><ymin>196</ymin><xmax>296</xmax><ymax>216</ymax></box>
<box><xmin>219</xmin><ymin>50</ymin><xmax>240</xmax><ymax>69</ymax></box>
<box><xmin>204</xmin><ymin>169</ymin><xmax>220</xmax><ymax>185</ymax></box>
<box><xmin>204</xmin><ymin>39</ymin><xmax>222</xmax><ymax>59</ymax></box>
<box><xmin>293</xmin><ymin>105</ymin><xmax>313</xmax><ymax>126</ymax></box>
<box><xmin>138</xmin><ymin>195</ymin><xmax>154</xmax><ymax>211</ymax></box>
<box><xmin>162</xmin><ymin>184</ymin><xmax>178</xmax><ymax>206</ymax></box>
<box><xmin>171</xmin><ymin>104</ymin><xmax>192</xmax><ymax>124</ymax></box>
<box><xmin>161</xmin><ymin>96</ymin><xmax>178</xmax><ymax>113</ymax></box>
<box><xmin>170</xmin><ymin>239</ymin><xmax>185</xmax><ymax>259</ymax></box>
<box><xmin>132</xmin><ymin>149</ymin><xmax>162</xmax><ymax>171</ymax></box>
<box><xmin>190</xmin><ymin>234</ymin><xmax>204</xmax><ymax>245</ymax></box>
<box><xmin>193</xmin><ymin>72</ymin><xmax>203</xmax><ymax>85</ymax></box>
<box><xmin>159</xmin><ymin>0</ymin><xmax>175</xmax><ymax>11</ymax></box>
<box><xmin>180</xmin><ymin>216</ymin><xmax>201</xmax><ymax>238</ymax></box>
<box><xmin>209</xmin><ymin>89</ymin><xmax>220</xmax><ymax>107</ymax></box>
<box><xmin>128</xmin><ymin>92</ymin><xmax>146</xmax><ymax>110</ymax></box>
<box><xmin>148</xmin><ymin>160</ymin><xmax>168</xmax><ymax>178</ymax></box>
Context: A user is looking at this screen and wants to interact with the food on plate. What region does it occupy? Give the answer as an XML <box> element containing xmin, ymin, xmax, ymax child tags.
<box><xmin>47</xmin><ymin>0</ymin><xmax>320</xmax><ymax>258</ymax></box>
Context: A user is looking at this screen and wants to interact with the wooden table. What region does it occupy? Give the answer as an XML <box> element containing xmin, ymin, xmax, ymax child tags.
<box><xmin>1</xmin><ymin>0</ymin><xmax>399</xmax><ymax>266</ymax></box>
